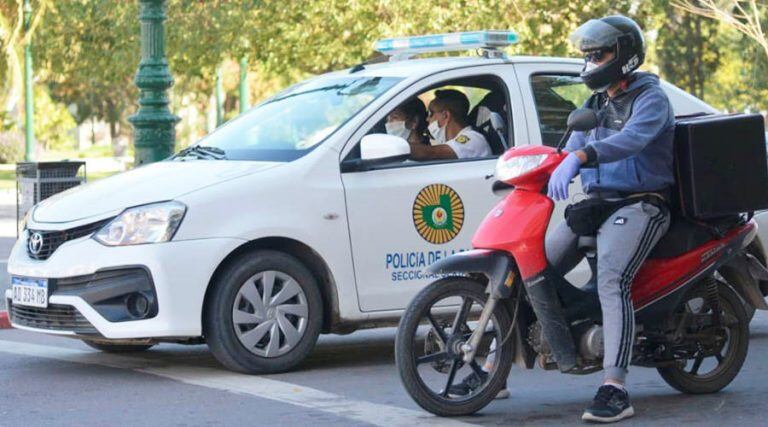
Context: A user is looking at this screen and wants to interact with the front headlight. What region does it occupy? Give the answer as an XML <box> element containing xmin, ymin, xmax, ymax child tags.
<box><xmin>94</xmin><ymin>201</ymin><xmax>186</xmax><ymax>246</ymax></box>
<box><xmin>495</xmin><ymin>154</ymin><xmax>547</xmax><ymax>182</ymax></box>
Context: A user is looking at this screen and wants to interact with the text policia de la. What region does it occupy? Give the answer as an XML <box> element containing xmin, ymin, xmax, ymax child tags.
<box><xmin>385</xmin><ymin>248</ymin><xmax>469</xmax><ymax>282</ymax></box>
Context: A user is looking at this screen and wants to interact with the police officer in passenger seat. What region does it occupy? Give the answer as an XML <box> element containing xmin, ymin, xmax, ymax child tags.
<box><xmin>408</xmin><ymin>89</ymin><xmax>491</xmax><ymax>161</ymax></box>
<box><xmin>546</xmin><ymin>16</ymin><xmax>675</xmax><ymax>423</ymax></box>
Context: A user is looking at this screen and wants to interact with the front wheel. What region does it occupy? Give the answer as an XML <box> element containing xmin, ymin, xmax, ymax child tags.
<box><xmin>204</xmin><ymin>250</ymin><xmax>323</xmax><ymax>374</ymax></box>
<box><xmin>395</xmin><ymin>277</ymin><xmax>514</xmax><ymax>416</ymax></box>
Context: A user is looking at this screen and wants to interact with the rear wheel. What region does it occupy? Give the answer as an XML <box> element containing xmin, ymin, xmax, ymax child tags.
<box><xmin>657</xmin><ymin>281</ymin><xmax>749</xmax><ymax>394</ymax></box>
<box><xmin>395</xmin><ymin>277</ymin><xmax>514</xmax><ymax>416</ymax></box>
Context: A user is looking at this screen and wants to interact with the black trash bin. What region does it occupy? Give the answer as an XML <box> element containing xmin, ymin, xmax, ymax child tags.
<box><xmin>15</xmin><ymin>161</ymin><xmax>86</xmax><ymax>236</ymax></box>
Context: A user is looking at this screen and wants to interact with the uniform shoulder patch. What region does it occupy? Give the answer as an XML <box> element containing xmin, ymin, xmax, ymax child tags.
<box><xmin>455</xmin><ymin>135</ymin><xmax>469</xmax><ymax>144</ymax></box>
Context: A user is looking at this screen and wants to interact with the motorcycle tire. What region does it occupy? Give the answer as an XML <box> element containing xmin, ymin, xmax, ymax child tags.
<box><xmin>395</xmin><ymin>277</ymin><xmax>514</xmax><ymax>416</ymax></box>
<box><xmin>657</xmin><ymin>281</ymin><xmax>749</xmax><ymax>394</ymax></box>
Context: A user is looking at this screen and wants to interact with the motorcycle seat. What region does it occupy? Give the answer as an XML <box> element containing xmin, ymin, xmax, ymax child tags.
<box><xmin>648</xmin><ymin>215</ymin><xmax>742</xmax><ymax>259</ymax></box>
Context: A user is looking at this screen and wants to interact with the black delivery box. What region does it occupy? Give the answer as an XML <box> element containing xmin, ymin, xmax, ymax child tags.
<box><xmin>673</xmin><ymin>113</ymin><xmax>768</xmax><ymax>219</ymax></box>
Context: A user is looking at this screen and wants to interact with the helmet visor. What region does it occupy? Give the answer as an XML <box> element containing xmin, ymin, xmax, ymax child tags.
<box><xmin>569</xmin><ymin>19</ymin><xmax>624</xmax><ymax>52</ymax></box>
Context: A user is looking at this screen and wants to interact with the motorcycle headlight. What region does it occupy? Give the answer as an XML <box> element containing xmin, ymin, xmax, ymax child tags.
<box><xmin>495</xmin><ymin>154</ymin><xmax>548</xmax><ymax>182</ymax></box>
<box><xmin>94</xmin><ymin>201</ymin><xmax>186</xmax><ymax>246</ymax></box>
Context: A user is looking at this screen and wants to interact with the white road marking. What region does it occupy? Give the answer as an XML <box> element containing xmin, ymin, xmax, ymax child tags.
<box><xmin>0</xmin><ymin>339</ymin><xmax>475</xmax><ymax>427</ymax></box>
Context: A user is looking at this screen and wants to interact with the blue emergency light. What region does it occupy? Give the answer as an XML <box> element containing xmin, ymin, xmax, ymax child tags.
<box><xmin>374</xmin><ymin>30</ymin><xmax>519</xmax><ymax>59</ymax></box>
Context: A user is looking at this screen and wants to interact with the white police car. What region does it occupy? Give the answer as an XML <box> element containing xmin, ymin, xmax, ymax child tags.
<box><xmin>7</xmin><ymin>31</ymin><xmax>767</xmax><ymax>373</ymax></box>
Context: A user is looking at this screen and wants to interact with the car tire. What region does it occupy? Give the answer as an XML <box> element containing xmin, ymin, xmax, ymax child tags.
<box><xmin>82</xmin><ymin>340</ymin><xmax>155</xmax><ymax>353</ymax></box>
<box><xmin>204</xmin><ymin>250</ymin><xmax>323</xmax><ymax>374</ymax></box>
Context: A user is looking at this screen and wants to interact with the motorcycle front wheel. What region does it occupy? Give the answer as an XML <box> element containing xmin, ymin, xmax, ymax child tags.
<box><xmin>395</xmin><ymin>277</ymin><xmax>514</xmax><ymax>416</ymax></box>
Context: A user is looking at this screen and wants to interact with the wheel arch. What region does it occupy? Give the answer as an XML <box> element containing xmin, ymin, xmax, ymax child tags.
<box><xmin>202</xmin><ymin>236</ymin><xmax>341</xmax><ymax>334</ymax></box>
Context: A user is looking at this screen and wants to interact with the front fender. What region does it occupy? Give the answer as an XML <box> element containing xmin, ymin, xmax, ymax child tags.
<box><xmin>426</xmin><ymin>249</ymin><xmax>514</xmax><ymax>298</ymax></box>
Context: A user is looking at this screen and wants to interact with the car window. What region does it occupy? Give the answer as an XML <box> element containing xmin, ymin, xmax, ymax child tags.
<box><xmin>530</xmin><ymin>74</ymin><xmax>591</xmax><ymax>147</ymax></box>
<box><xmin>196</xmin><ymin>76</ymin><xmax>402</xmax><ymax>161</ymax></box>
<box><xmin>347</xmin><ymin>75</ymin><xmax>511</xmax><ymax>168</ymax></box>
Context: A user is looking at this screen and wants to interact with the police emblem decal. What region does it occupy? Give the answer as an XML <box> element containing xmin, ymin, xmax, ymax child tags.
<box><xmin>455</xmin><ymin>135</ymin><xmax>469</xmax><ymax>144</ymax></box>
<box><xmin>412</xmin><ymin>184</ymin><xmax>464</xmax><ymax>244</ymax></box>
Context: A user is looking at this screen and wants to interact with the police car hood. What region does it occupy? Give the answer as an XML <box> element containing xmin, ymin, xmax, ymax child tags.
<box><xmin>31</xmin><ymin>160</ymin><xmax>279</xmax><ymax>224</ymax></box>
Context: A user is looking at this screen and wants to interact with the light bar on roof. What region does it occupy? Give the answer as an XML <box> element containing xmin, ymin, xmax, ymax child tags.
<box><xmin>374</xmin><ymin>31</ymin><xmax>519</xmax><ymax>58</ymax></box>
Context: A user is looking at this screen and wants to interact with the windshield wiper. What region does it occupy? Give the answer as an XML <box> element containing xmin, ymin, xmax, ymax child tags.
<box><xmin>173</xmin><ymin>145</ymin><xmax>227</xmax><ymax>160</ymax></box>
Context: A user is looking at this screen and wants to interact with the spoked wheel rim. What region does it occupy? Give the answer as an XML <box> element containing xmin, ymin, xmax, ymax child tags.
<box><xmin>408</xmin><ymin>290</ymin><xmax>506</xmax><ymax>404</ymax></box>
<box><xmin>672</xmin><ymin>289</ymin><xmax>741</xmax><ymax>379</ymax></box>
<box><xmin>231</xmin><ymin>270</ymin><xmax>309</xmax><ymax>358</ymax></box>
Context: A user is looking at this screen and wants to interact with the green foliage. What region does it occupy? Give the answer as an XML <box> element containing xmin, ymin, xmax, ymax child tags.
<box><xmin>34</xmin><ymin>87</ymin><xmax>76</xmax><ymax>150</ymax></box>
<box><xmin>1</xmin><ymin>0</ymin><xmax>767</xmax><ymax>160</ymax></box>
<box><xmin>0</xmin><ymin>130</ymin><xmax>22</xmax><ymax>163</ymax></box>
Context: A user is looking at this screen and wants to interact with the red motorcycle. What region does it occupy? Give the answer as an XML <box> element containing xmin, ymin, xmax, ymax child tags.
<box><xmin>394</xmin><ymin>109</ymin><xmax>768</xmax><ymax>416</ymax></box>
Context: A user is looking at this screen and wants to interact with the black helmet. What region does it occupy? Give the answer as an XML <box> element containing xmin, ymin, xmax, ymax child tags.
<box><xmin>569</xmin><ymin>15</ymin><xmax>645</xmax><ymax>92</ymax></box>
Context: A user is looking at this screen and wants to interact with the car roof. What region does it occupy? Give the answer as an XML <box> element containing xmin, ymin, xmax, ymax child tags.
<box><xmin>324</xmin><ymin>55</ymin><xmax>584</xmax><ymax>79</ymax></box>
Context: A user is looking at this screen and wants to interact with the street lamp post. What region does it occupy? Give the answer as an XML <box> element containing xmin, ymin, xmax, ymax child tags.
<box><xmin>129</xmin><ymin>0</ymin><xmax>180</xmax><ymax>166</ymax></box>
<box><xmin>23</xmin><ymin>0</ymin><xmax>35</xmax><ymax>162</ymax></box>
<box><xmin>215</xmin><ymin>65</ymin><xmax>224</xmax><ymax>126</ymax></box>
<box><xmin>239</xmin><ymin>56</ymin><xmax>249</xmax><ymax>114</ymax></box>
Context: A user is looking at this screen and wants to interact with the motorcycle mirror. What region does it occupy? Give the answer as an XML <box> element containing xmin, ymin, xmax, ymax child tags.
<box><xmin>557</xmin><ymin>108</ymin><xmax>598</xmax><ymax>153</ymax></box>
<box><xmin>567</xmin><ymin>108</ymin><xmax>598</xmax><ymax>132</ymax></box>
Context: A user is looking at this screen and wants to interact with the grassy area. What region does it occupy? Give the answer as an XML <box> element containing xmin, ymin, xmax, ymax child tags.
<box><xmin>0</xmin><ymin>168</ymin><xmax>120</xmax><ymax>191</ymax></box>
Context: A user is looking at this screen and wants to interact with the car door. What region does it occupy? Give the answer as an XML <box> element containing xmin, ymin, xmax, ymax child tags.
<box><xmin>515</xmin><ymin>61</ymin><xmax>597</xmax><ymax>285</ymax></box>
<box><xmin>340</xmin><ymin>65</ymin><xmax>527</xmax><ymax>312</ymax></box>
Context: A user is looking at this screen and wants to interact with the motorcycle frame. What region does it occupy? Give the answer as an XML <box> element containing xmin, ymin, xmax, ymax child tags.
<box><xmin>428</xmin><ymin>144</ymin><xmax>768</xmax><ymax>372</ymax></box>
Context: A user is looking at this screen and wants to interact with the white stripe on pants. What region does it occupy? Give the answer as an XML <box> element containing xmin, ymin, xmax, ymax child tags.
<box><xmin>546</xmin><ymin>201</ymin><xmax>670</xmax><ymax>382</ymax></box>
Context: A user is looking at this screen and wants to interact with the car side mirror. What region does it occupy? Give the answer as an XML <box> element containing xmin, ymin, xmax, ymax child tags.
<box><xmin>360</xmin><ymin>134</ymin><xmax>411</xmax><ymax>162</ymax></box>
<box><xmin>567</xmin><ymin>108</ymin><xmax>598</xmax><ymax>132</ymax></box>
<box><xmin>340</xmin><ymin>134</ymin><xmax>412</xmax><ymax>173</ymax></box>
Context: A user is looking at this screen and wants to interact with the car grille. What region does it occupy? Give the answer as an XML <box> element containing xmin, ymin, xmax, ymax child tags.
<box><xmin>26</xmin><ymin>218</ymin><xmax>112</xmax><ymax>261</ymax></box>
<box><xmin>9</xmin><ymin>302</ymin><xmax>98</xmax><ymax>335</ymax></box>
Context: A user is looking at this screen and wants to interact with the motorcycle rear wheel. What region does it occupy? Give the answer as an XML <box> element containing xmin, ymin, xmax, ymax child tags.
<box><xmin>657</xmin><ymin>281</ymin><xmax>749</xmax><ymax>394</ymax></box>
<box><xmin>395</xmin><ymin>277</ymin><xmax>514</xmax><ymax>416</ymax></box>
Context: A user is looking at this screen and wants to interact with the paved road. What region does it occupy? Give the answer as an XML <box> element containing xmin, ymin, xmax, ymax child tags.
<box><xmin>2</xmin><ymin>313</ymin><xmax>768</xmax><ymax>427</ymax></box>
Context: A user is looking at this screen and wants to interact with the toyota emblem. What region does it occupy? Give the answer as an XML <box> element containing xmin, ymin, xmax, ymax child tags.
<box><xmin>28</xmin><ymin>232</ymin><xmax>44</xmax><ymax>255</ymax></box>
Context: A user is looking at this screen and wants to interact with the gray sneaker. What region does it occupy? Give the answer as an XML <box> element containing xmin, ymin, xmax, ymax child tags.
<box><xmin>582</xmin><ymin>385</ymin><xmax>635</xmax><ymax>423</ymax></box>
<box><xmin>447</xmin><ymin>371</ymin><xmax>509</xmax><ymax>399</ymax></box>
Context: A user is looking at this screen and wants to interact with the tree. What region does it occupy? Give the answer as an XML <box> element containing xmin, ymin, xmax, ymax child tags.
<box><xmin>0</xmin><ymin>0</ymin><xmax>49</xmax><ymax>115</ymax></box>
<box><xmin>674</xmin><ymin>1</ymin><xmax>768</xmax><ymax>59</ymax></box>
<box><xmin>653</xmin><ymin>0</ymin><xmax>721</xmax><ymax>100</ymax></box>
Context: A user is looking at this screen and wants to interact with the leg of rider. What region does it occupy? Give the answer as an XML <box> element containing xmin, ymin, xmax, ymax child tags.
<box><xmin>545</xmin><ymin>219</ymin><xmax>584</xmax><ymax>274</ymax></box>
<box><xmin>466</xmin><ymin>222</ymin><xmax>584</xmax><ymax>398</ymax></box>
<box><xmin>484</xmin><ymin>222</ymin><xmax>582</xmax><ymax>373</ymax></box>
<box><xmin>596</xmin><ymin>202</ymin><xmax>670</xmax><ymax>385</ymax></box>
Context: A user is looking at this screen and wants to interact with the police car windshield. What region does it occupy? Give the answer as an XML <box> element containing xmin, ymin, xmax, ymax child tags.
<box><xmin>200</xmin><ymin>76</ymin><xmax>401</xmax><ymax>161</ymax></box>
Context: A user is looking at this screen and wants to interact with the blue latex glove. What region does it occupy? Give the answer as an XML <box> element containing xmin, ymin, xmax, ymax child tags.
<box><xmin>547</xmin><ymin>152</ymin><xmax>582</xmax><ymax>201</ymax></box>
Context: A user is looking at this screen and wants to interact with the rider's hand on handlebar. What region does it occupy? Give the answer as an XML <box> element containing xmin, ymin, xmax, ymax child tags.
<box><xmin>547</xmin><ymin>152</ymin><xmax>582</xmax><ymax>201</ymax></box>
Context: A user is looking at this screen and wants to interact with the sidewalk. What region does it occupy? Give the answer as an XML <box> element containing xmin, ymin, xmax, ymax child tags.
<box><xmin>0</xmin><ymin>189</ymin><xmax>18</xmax><ymax>312</ymax></box>
<box><xmin>0</xmin><ymin>189</ymin><xmax>18</xmax><ymax>238</ymax></box>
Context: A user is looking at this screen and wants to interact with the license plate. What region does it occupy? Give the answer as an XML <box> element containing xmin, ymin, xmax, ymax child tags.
<box><xmin>11</xmin><ymin>276</ymin><xmax>48</xmax><ymax>308</ymax></box>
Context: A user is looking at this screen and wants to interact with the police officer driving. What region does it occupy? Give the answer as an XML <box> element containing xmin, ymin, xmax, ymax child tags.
<box><xmin>546</xmin><ymin>15</ymin><xmax>675</xmax><ymax>423</ymax></box>
<box><xmin>409</xmin><ymin>89</ymin><xmax>491</xmax><ymax>161</ymax></box>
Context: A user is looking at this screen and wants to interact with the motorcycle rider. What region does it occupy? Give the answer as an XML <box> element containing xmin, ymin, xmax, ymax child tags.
<box><xmin>546</xmin><ymin>16</ymin><xmax>675</xmax><ymax>423</ymax></box>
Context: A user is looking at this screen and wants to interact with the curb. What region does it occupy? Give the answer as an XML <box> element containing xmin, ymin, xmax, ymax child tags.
<box><xmin>0</xmin><ymin>311</ymin><xmax>10</xmax><ymax>329</ymax></box>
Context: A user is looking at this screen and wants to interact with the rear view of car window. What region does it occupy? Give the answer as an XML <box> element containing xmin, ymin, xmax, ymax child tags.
<box><xmin>530</xmin><ymin>74</ymin><xmax>591</xmax><ymax>147</ymax></box>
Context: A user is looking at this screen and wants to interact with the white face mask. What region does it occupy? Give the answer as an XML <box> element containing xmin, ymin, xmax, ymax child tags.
<box><xmin>585</xmin><ymin>61</ymin><xmax>599</xmax><ymax>72</ymax></box>
<box><xmin>428</xmin><ymin>120</ymin><xmax>446</xmax><ymax>144</ymax></box>
<box><xmin>385</xmin><ymin>120</ymin><xmax>411</xmax><ymax>140</ymax></box>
